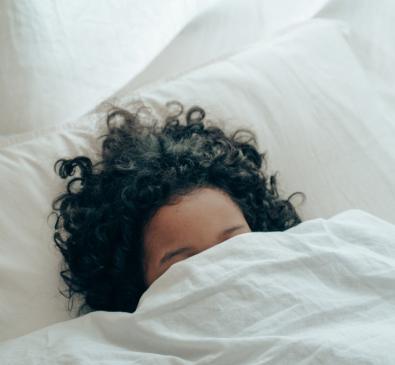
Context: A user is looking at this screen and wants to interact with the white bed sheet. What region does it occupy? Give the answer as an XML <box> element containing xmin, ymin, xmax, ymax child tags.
<box><xmin>1</xmin><ymin>209</ymin><xmax>395</xmax><ymax>364</ymax></box>
<box><xmin>0</xmin><ymin>0</ymin><xmax>218</xmax><ymax>137</ymax></box>
<box><xmin>1</xmin><ymin>16</ymin><xmax>394</xmax><ymax>343</ymax></box>
<box><xmin>0</xmin><ymin>0</ymin><xmax>394</xmax><ymax>348</ymax></box>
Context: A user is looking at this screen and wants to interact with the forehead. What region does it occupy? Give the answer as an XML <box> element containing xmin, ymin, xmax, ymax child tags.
<box><xmin>143</xmin><ymin>187</ymin><xmax>244</xmax><ymax>245</ymax></box>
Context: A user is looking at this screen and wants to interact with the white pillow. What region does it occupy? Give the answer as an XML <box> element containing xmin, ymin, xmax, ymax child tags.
<box><xmin>1</xmin><ymin>18</ymin><xmax>394</xmax><ymax>342</ymax></box>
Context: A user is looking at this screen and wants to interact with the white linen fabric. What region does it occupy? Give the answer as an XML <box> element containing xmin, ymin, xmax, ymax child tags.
<box><xmin>111</xmin><ymin>0</ymin><xmax>395</xmax><ymax>120</ymax></box>
<box><xmin>1</xmin><ymin>209</ymin><xmax>395</xmax><ymax>364</ymax></box>
<box><xmin>120</xmin><ymin>0</ymin><xmax>328</xmax><ymax>93</ymax></box>
<box><xmin>1</xmin><ymin>17</ymin><xmax>394</xmax><ymax>343</ymax></box>
<box><xmin>0</xmin><ymin>0</ymin><xmax>218</xmax><ymax>136</ymax></box>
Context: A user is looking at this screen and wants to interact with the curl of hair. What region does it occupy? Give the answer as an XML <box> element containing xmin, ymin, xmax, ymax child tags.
<box><xmin>50</xmin><ymin>100</ymin><xmax>306</xmax><ymax>316</ymax></box>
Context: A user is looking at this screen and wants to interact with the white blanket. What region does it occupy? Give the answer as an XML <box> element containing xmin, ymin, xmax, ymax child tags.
<box><xmin>1</xmin><ymin>209</ymin><xmax>395</xmax><ymax>364</ymax></box>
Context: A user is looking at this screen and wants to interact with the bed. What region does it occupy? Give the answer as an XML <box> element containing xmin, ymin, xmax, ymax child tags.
<box><xmin>1</xmin><ymin>0</ymin><xmax>395</xmax><ymax>363</ymax></box>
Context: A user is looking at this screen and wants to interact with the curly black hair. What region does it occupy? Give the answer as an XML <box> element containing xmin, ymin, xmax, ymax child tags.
<box><xmin>50</xmin><ymin>100</ymin><xmax>305</xmax><ymax>316</ymax></box>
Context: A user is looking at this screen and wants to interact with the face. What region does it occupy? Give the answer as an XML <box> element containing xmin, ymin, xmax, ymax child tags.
<box><xmin>142</xmin><ymin>187</ymin><xmax>251</xmax><ymax>287</ymax></box>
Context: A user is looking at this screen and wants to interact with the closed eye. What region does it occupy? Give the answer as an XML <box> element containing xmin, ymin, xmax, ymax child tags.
<box><xmin>160</xmin><ymin>247</ymin><xmax>194</xmax><ymax>265</ymax></box>
<box><xmin>159</xmin><ymin>224</ymin><xmax>246</xmax><ymax>266</ymax></box>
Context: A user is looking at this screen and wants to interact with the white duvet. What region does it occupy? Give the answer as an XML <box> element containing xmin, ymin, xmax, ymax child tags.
<box><xmin>1</xmin><ymin>209</ymin><xmax>395</xmax><ymax>364</ymax></box>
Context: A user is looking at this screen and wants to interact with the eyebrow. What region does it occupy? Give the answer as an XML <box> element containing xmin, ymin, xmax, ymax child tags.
<box><xmin>159</xmin><ymin>224</ymin><xmax>245</xmax><ymax>266</ymax></box>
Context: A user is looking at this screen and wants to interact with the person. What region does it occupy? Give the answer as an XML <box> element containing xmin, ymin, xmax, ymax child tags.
<box><xmin>50</xmin><ymin>100</ymin><xmax>305</xmax><ymax>315</ymax></box>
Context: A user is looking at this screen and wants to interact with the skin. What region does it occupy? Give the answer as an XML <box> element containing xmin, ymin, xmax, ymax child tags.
<box><xmin>143</xmin><ymin>187</ymin><xmax>251</xmax><ymax>287</ymax></box>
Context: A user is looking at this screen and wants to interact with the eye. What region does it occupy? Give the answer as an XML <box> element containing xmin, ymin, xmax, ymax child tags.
<box><xmin>160</xmin><ymin>246</ymin><xmax>196</xmax><ymax>267</ymax></box>
<box><xmin>175</xmin><ymin>250</ymin><xmax>197</xmax><ymax>264</ymax></box>
<box><xmin>159</xmin><ymin>252</ymin><xmax>193</xmax><ymax>276</ymax></box>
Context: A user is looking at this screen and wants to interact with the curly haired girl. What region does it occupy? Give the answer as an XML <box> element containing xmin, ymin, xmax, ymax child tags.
<box><xmin>51</xmin><ymin>100</ymin><xmax>305</xmax><ymax>315</ymax></box>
